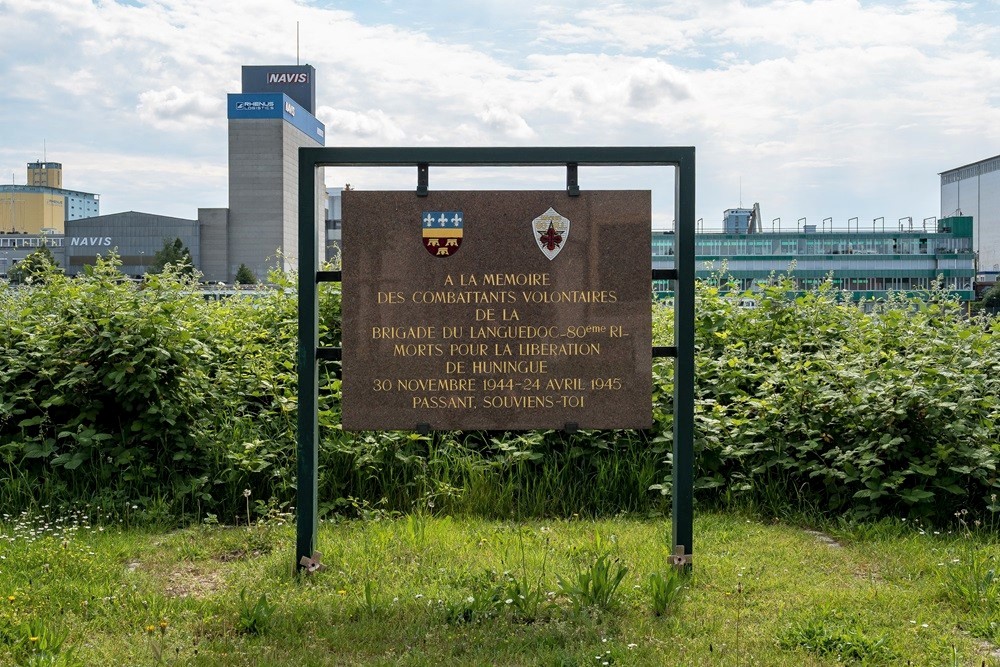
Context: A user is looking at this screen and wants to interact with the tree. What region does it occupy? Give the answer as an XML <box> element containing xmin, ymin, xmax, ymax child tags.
<box><xmin>234</xmin><ymin>263</ymin><xmax>257</xmax><ymax>285</ymax></box>
<box><xmin>149</xmin><ymin>238</ymin><xmax>194</xmax><ymax>275</ymax></box>
<box><xmin>7</xmin><ymin>245</ymin><xmax>62</xmax><ymax>284</ymax></box>
<box><xmin>981</xmin><ymin>283</ymin><xmax>1000</xmax><ymax>308</ymax></box>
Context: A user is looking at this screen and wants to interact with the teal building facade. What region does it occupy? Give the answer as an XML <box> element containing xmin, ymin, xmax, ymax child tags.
<box><xmin>653</xmin><ymin>215</ymin><xmax>975</xmax><ymax>301</ymax></box>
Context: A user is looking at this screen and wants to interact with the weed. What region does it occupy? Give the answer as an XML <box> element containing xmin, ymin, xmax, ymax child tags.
<box><xmin>942</xmin><ymin>545</ymin><xmax>1000</xmax><ymax>614</ymax></box>
<box><xmin>236</xmin><ymin>588</ymin><xmax>276</xmax><ymax>635</ymax></box>
<box><xmin>361</xmin><ymin>580</ymin><xmax>379</xmax><ymax>618</ymax></box>
<box><xmin>13</xmin><ymin>620</ymin><xmax>80</xmax><ymax>666</ymax></box>
<box><xmin>778</xmin><ymin>613</ymin><xmax>895</xmax><ymax>664</ymax></box>
<box><xmin>405</xmin><ymin>512</ymin><xmax>427</xmax><ymax>548</ymax></box>
<box><xmin>648</xmin><ymin>568</ymin><xmax>686</xmax><ymax>617</ymax></box>
<box><xmin>557</xmin><ymin>553</ymin><xmax>628</xmax><ymax>613</ymax></box>
<box><xmin>500</xmin><ymin>530</ymin><xmax>551</xmax><ymax>622</ymax></box>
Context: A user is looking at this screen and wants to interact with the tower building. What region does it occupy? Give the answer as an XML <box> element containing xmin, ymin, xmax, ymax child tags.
<box><xmin>224</xmin><ymin>64</ymin><xmax>326</xmax><ymax>281</ymax></box>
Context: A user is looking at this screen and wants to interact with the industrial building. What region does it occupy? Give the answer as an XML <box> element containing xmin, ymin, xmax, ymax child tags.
<box><xmin>223</xmin><ymin>64</ymin><xmax>327</xmax><ymax>282</ymax></box>
<box><xmin>0</xmin><ymin>64</ymin><xmax>328</xmax><ymax>283</ymax></box>
<box><xmin>0</xmin><ymin>63</ymin><xmax>989</xmax><ymax>302</ymax></box>
<box><xmin>940</xmin><ymin>154</ymin><xmax>1000</xmax><ymax>283</ymax></box>
<box><xmin>0</xmin><ymin>162</ymin><xmax>99</xmax><ymax>234</ymax></box>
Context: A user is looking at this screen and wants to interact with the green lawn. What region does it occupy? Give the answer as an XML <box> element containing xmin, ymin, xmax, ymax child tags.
<box><xmin>2</xmin><ymin>510</ymin><xmax>999</xmax><ymax>666</ymax></box>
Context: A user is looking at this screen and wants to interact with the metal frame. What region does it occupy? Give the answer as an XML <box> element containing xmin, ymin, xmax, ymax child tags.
<box><xmin>297</xmin><ymin>146</ymin><xmax>695</xmax><ymax>570</ymax></box>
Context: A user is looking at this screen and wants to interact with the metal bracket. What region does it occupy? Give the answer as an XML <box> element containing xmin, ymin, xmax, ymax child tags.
<box><xmin>299</xmin><ymin>551</ymin><xmax>326</xmax><ymax>574</ymax></box>
<box><xmin>566</xmin><ymin>163</ymin><xmax>580</xmax><ymax>197</ymax></box>
<box><xmin>563</xmin><ymin>422</ymin><xmax>579</xmax><ymax>434</ymax></box>
<box><xmin>671</xmin><ymin>545</ymin><xmax>692</xmax><ymax>571</ymax></box>
<box><xmin>416</xmin><ymin>163</ymin><xmax>429</xmax><ymax>197</ymax></box>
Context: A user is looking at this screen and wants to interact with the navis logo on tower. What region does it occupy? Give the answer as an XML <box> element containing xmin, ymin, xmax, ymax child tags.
<box><xmin>267</xmin><ymin>72</ymin><xmax>309</xmax><ymax>84</ymax></box>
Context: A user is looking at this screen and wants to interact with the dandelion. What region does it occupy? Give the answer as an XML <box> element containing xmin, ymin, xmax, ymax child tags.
<box><xmin>159</xmin><ymin>619</ymin><xmax>168</xmax><ymax>635</ymax></box>
<box><xmin>337</xmin><ymin>589</ymin><xmax>347</xmax><ymax>596</ymax></box>
<box><xmin>145</xmin><ymin>624</ymin><xmax>155</xmax><ymax>635</ymax></box>
<box><xmin>243</xmin><ymin>489</ymin><xmax>251</xmax><ymax>498</ymax></box>
<box><xmin>7</xmin><ymin>595</ymin><xmax>14</xmax><ymax>603</ymax></box>
<box><xmin>29</xmin><ymin>636</ymin><xmax>39</xmax><ymax>643</ymax></box>
<box><xmin>466</xmin><ymin>596</ymin><xmax>475</xmax><ymax>604</ymax></box>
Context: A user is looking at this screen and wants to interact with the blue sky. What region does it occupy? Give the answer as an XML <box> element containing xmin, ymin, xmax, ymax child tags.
<box><xmin>1</xmin><ymin>0</ymin><xmax>998</xmax><ymax>230</ymax></box>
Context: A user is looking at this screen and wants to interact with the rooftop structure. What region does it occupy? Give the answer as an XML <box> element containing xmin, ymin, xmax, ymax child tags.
<box><xmin>0</xmin><ymin>162</ymin><xmax>99</xmax><ymax>234</ymax></box>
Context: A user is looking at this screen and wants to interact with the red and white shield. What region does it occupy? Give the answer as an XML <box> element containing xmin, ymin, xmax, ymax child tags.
<box><xmin>532</xmin><ymin>207</ymin><xmax>570</xmax><ymax>260</ymax></box>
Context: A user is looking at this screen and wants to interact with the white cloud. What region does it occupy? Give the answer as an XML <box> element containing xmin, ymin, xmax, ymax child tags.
<box><xmin>476</xmin><ymin>106</ymin><xmax>536</xmax><ymax>139</ymax></box>
<box><xmin>137</xmin><ymin>86</ymin><xmax>223</xmax><ymax>130</ymax></box>
<box><xmin>317</xmin><ymin>107</ymin><xmax>406</xmax><ymax>141</ymax></box>
<box><xmin>0</xmin><ymin>0</ymin><xmax>998</xmax><ymax>224</ymax></box>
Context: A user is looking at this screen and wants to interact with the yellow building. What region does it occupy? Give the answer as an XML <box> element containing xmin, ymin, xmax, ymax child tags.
<box><xmin>0</xmin><ymin>162</ymin><xmax>99</xmax><ymax>234</ymax></box>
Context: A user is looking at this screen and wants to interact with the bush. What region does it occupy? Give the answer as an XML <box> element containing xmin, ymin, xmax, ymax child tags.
<box><xmin>663</xmin><ymin>274</ymin><xmax>1000</xmax><ymax>522</ymax></box>
<box><xmin>3</xmin><ymin>259</ymin><xmax>1000</xmax><ymax>526</ymax></box>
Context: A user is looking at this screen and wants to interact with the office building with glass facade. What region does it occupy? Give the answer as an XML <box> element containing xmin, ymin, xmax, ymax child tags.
<box><xmin>652</xmin><ymin>215</ymin><xmax>975</xmax><ymax>301</ymax></box>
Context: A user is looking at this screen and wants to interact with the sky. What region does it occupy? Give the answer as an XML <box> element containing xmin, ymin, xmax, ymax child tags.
<box><xmin>1</xmin><ymin>0</ymin><xmax>999</xmax><ymax>231</ymax></box>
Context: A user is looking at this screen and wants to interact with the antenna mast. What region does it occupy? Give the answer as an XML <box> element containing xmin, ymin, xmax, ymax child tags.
<box><xmin>297</xmin><ymin>22</ymin><xmax>300</xmax><ymax>65</ymax></box>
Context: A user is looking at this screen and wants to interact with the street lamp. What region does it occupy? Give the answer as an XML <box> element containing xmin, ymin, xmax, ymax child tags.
<box><xmin>772</xmin><ymin>217</ymin><xmax>780</xmax><ymax>232</ymax></box>
<box><xmin>822</xmin><ymin>217</ymin><xmax>832</xmax><ymax>233</ymax></box>
<box><xmin>848</xmin><ymin>217</ymin><xmax>858</xmax><ymax>233</ymax></box>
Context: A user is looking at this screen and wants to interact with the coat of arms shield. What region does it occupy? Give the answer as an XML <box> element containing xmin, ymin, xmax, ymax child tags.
<box><xmin>532</xmin><ymin>207</ymin><xmax>570</xmax><ymax>260</ymax></box>
<box><xmin>422</xmin><ymin>211</ymin><xmax>463</xmax><ymax>257</ymax></box>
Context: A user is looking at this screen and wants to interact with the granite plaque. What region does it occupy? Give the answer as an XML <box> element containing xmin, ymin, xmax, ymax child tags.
<box><xmin>341</xmin><ymin>190</ymin><xmax>652</xmax><ymax>430</ymax></box>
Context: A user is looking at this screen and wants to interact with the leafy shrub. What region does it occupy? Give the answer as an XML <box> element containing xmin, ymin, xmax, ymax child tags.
<box><xmin>3</xmin><ymin>257</ymin><xmax>1000</xmax><ymax>526</ymax></box>
<box><xmin>0</xmin><ymin>257</ymin><xmax>216</xmax><ymax>511</ymax></box>
<box><xmin>659</xmin><ymin>273</ymin><xmax>1000</xmax><ymax>522</ymax></box>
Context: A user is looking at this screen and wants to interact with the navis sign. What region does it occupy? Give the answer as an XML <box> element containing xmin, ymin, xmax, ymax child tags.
<box><xmin>70</xmin><ymin>237</ymin><xmax>112</xmax><ymax>247</ymax></box>
<box><xmin>242</xmin><ymin>64</ymin><xmax>316</xmax><ymax>113</ymax></box>
<box><xmin>267</xmin><ymin>72</ymin><xmax>309</xmax><ymax>84</ymax></box>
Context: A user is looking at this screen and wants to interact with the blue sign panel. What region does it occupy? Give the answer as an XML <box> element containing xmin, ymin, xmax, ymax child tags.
<box><xmin>227</xmin><ymin>94</ymin><xmax>325</xmax><ymax>145</ymax></box>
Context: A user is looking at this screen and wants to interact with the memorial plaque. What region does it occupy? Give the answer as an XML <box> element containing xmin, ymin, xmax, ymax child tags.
<box><xmin>341</xmin><ymin>190</ymin><xmax>652</xmax><ymax>430</ymax></box>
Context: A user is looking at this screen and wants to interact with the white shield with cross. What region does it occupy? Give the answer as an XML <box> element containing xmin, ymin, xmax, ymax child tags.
<box><xmin>532</xmin><ymin>207</ymin><xmax>570</xmax><ymax>260</ymax></box>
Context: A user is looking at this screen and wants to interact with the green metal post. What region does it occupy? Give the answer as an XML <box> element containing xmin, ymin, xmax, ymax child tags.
<box><xmin>673</xmin><ymin>150</ymin><xmax>696</xmax><ymax>561</ymax></box>
<box><xmin>296</xmin><ymin>150</ymin><xmax>319</xmax><ymax>567</ymax></box>
<box><xmin>294</xmin><ymin>146</ymin><xmax>696</xmax><ymax>570</ymax></box>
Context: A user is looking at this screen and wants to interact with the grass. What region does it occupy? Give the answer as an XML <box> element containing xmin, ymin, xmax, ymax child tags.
<box><xmin>2</xmin><ymin>509</ymin><xmax>1000</xmax><ymax>666</ymax></box>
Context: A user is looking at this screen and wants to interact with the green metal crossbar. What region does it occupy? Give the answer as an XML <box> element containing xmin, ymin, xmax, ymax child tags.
<box><xmin>297</xmin><ymin>147</ymin><xmax>695</xmax><ymax>570</ymax></box>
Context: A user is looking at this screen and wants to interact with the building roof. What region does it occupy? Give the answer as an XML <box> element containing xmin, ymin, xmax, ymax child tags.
<box><xmin>939</xmin><ymin>154</ymin><xmax>1000</xmax><ymax>177</ymax></box>
<box><xmin>0</xmin><ymin>184</ymin><xmax>99</xmax><ymax>198</ymax></box>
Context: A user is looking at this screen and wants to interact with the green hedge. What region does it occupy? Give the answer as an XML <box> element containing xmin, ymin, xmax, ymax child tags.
<box><xmin>2</xmin><ymin>257</ymin><xmax>998</xmax><ymax>525</ymax></box>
